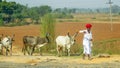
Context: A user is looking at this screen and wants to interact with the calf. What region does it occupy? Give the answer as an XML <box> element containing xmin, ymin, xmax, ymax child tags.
<box><xmin>0</xmin><ymin>35</ymin><xmax>15</xmax><ymax>56</ymax></box>
<box><xmin>22</xmin><ymin>33</ymin><xmax>50</xmax><ymax>55</ymax></box>
<box><xmin>56</xmin><ymin>32</ymin><xmax>78</xmax><ymax>56</ymax></box>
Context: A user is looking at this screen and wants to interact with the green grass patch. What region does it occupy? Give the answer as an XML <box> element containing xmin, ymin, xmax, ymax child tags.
<box><xmin>34</xmin><ymin>38</ymin><xmax>120</xmax><ymax>56</ymax></box>
<box><xmin>92</xmin><ymin>38</ymin><xmax>120</xmax><ymax>55</ymax></box>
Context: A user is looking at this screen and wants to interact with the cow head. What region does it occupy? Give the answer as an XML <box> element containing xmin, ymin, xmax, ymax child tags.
<box><xmin>6</xmin><ymin>34</ymin><xmax>15</xmax><ymax>45</ymax></box>
<box><xmin>67</xmin><ymin>32</ymin><xmax>78</xmax><ymax>45</ymax></box>
<box><xmin>46</xmin><ymin>33</ymin><xmax>50</xmax><ymax>43</ymax></box>
<box><xmin>0</xmin><ymin>34</ymin><xmax>4</xmax><ymax>41</ymax></box>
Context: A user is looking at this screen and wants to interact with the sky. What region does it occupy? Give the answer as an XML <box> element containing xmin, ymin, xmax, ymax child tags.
<box><xmin>7</xmin><ymin>0</ymin><xmax>120</xmax><ymax>9</ymax></box>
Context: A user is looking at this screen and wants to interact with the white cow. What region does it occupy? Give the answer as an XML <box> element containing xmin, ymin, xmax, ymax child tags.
<box><xmin>0</xmin><ymin>35</ymin><xmax>15</xmax><ymax>56</ymax></box>
<box><xmin>56</xmin><ymin>32</ymin><xmax>78</xmax><ymax>56</ymax></box>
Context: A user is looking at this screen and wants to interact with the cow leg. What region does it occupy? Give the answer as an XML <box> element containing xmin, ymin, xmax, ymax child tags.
<box><xmin>22</xmin><ymin>44</ymin><xmax>28</xmax><ymax>55</ymax></box>
<box><xmin>10</xmin><ymin>45</ymin><xmax>12</xmax><ymax>56</ymax></box>
<box><xmin>5</xmin><ymin>48</ymin><xmax>9</xmax><ymax>56</ymax></box>
<box><xmin>24</xmin><ymin>45</ymin><xmax>28</xmax><ymax>55</ymax></box>
<box><xmin>31</xmin><ymin>46</ymin><xmax>35</xmax><ymax>56</ymax></box>
<box><xmin>0</xmin><ymin>49</ymin><xmax>2</xmax><ymax>55</ymax></box>
<box><xmin>1</xmin><ymin>46</ymin><xmax>3</xmax><ymax>55</ymax></box>
<box><xmin>58</xmin><ymin>46</ymin><xmax>63</xmax><ymax>57</ymax></box>
<box><xmin>28</xmin><ymin>46</ymin><xmax>35</xmax><ymax>56</ymax></box>
<box><xmin>67</xmin><ymin>48</ymin><xmax>70</xmax><ymax>56</ymax></box>
<box><xmin>56</xmin><ymin>45</ymin><xmax>60</xmax><ymax>57</ymax></box>
<box><xmin>38</xmin><ymin>48</ymin><xmax>41</xmax><ymax>55</ymax></box>
<box><xmin>23</xmin><ymin>47</ymin><xmax>26</xmax><ymax>55</ymax></box>
<box><xmin>30</xmin><ymin>47</ymin><xmax>34</xmax><ymax>55</ymax></box>
<box><xmin>63</xmin><ymin>47</ymin><xmax>66</xmax><ymax>56</ymax></box>
<box><xmin>22</xmin><ymin>45</ymin><xmax>26</xmax><ymax>55</ymax></box>
<box><xmin>29</xmin><ymin>47</ymin><xmax>33</xmax><ymax>55</ymax></box>
<box><xmin>67</xmin><ymin>45</ymin><xmax>71</xmax><ymax>56</ymax></box>
<box><xmin>27</xmin><ymin>46</ymin><xmax>30</xmax><ymax>55</ymax></box>
<box><xmin>38</xmin><ymin>48</ymin><xmax>42</xmax><ymax>56</ymax></box>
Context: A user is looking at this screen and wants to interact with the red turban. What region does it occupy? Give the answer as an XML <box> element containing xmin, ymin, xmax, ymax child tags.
<box><xmin>86</xmin><ymin>23</ymin><xmax>92</xmax><ymax>28</ymax></box>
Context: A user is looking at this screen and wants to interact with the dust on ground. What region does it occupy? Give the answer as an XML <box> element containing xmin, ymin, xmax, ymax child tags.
<box><xmin>0</xmin><ymin>53</ymin><xmax>120</xmax><ymax>68</ymax></box>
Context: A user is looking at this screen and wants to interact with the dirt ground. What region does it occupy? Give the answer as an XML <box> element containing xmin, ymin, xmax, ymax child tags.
<box><xmin>0</xmin><ymin>22</ymin><xmax>120</xmax><ymax>46</ymax></box>
<box><xmin>0</xmin><ymin>54</ymin><xmax>120</xmax><ymax>68</ymax></box>
<box><xmin>0</xmin><ymin>22</ymin><xmax>120</xmax><ymax>68</ymax></box>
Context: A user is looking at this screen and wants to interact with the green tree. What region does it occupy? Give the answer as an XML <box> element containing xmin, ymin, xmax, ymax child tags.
<box><xmin>0</xmin><ymin>0</ymin><xmax>27</xmax><ymax>24</ymax></box>
<box><xmin>26</xmin><ymin>7</ymin><xmax>40</xmax><ymax>23</ymax></box>
<box><xmin>39</xmin><ymin>5</ymin><xmax>52</xmax><ymax>17</ymax></box>
<box><xmin>0</xmin><ymin>0</ymin><xmax>2</xmax><ymax>2</ymax></box>
<box><xmin>112</xmin><ymin>5</ymin><xmax>120</xmax><ymax>13</ymax></box>
<box><xmin>0</xmin><ymin>1</ymin><xmax>18</xmax><ymax>23</ymax></box>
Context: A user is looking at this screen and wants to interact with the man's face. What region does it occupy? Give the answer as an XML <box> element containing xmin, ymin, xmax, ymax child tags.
<box><xmin>87</xmin><ymin>28</ymin><xmax>91</xmax><ymax>32</ymax></box>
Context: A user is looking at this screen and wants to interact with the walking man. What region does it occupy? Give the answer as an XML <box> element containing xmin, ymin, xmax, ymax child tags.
<box><xmin>79</xmin><ymin>23</ymin><xmax>93</xmax><ymax>60</ymax></box>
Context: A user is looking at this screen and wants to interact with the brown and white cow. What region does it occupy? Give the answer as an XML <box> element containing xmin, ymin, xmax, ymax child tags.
<box><xmin>22</xmin><ymin>33</ymin><xmax>50</xmax><ymax>55</ymax></box>
<box><xmin>0</xmin><ymin>34</ymin><xmax>15</xmax><ymax>56</ymax></box>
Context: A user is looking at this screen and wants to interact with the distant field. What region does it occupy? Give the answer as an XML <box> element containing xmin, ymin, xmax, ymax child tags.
<box><xmin>56</xmin><ymin>13</ymin><xmax>120</xmax><ymax>23</ymax></box>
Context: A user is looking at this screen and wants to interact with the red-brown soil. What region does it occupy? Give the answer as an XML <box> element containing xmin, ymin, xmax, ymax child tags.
<box><xmin>0</xmin><ymin>22</ymin><xmax>120</xmax><ymax>47</ymax></box>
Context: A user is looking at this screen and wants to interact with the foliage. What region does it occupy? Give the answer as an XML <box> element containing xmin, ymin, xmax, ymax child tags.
<box><xmin>41</xmin><ymin>13</ymin><xmax>55</xmax><ymax>37</ymax></box>
<box><xmin>0</xmin><ymin>19</ymin><xmax>3</xmax><ymax>26</ymax></box>
<box><xmin>39</xmin><ymin>5</ymin><xmax>52</xmax><ymax>17</ymax></box>
<box><xmin>53</xmin><ymin>13</ymin><xmax>73</xmax><ymax>19</ymax></box>
<box><xmin>3</xmin><ymin>22</ymin><xmax>28</xmax><ymax>27</ymax></box>
<box><xmin>112</xmin><ymin>5</ymin><xmax>120</xmax><ymax>13</ymax></box>
<box><xmin>0</xmin><ymin>0</ymin><xmax>26</xmax><ymax>24</ymax></box>
<box><xmin>0</xmin><ymin>1</ymin><xmax>52</xmax><ymax>25</ymax></box>
<box><xmin>53</xmin><ymin>8</ymin><xmax>74</xmax><ymax>19</ymax></box>
<box><xmin>41</xmin><ymin>13</ymin><xmax>56</xmax><ymax>51</ymax></box>
<box><xmin>0</xmin><ymin>0</ymin><xmax>120</xmax><ymax>26</ymax></box>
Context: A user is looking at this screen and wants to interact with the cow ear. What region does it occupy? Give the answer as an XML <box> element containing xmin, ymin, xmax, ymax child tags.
<box><xmin>67</xmin><ymin>32</ymin><xmax>70</xmax><ymax>37</ymax></box>
<box><xmin>5</xmin><ymin>35</ymin><xmax>8</xmax><ymax>37</ymax></box>
<box><xmin>0</xmin><ymin>34</ymin><xmax>4</xmax><ymax>38</ymax></box>
<box><xmin>1</xmin><ymin>34</ymin><xmax>4</xmax><ymax>37</ymax></box>
<box><xmin>73</xmin><ymin>32</ymin><xmax>78</xmax><ymax>38</ymax></box>
<box><xmin>12</xmin><ymin>34</ymin><xmax>15</xmax><ymax>37</ymax></box>
<box><xmin>13</xmin><ymin>34</ymin><xmax>15</xmax><ymax>37</ymax></box>
<box><xmin>46</xmin><ymin>33</ymin><xmax>50</xmax><ymax>36</ymax></box>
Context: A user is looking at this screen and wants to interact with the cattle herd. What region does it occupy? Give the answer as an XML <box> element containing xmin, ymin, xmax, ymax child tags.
<box><xmin>0</xmin><ymin>32</ymin><xmax>78</xmax><ymax>57</ymax></box>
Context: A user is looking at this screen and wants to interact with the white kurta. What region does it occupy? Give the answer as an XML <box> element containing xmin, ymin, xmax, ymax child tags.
<box><xmin>79</xmin><ymin>30</ymin><xmax>92</xmax><ymax>54</ymax></box>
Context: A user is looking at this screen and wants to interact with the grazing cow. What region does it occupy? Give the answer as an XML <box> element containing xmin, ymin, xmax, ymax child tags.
<box><xmin>0</xmin><ymin>34</ymin><xmax>15</xmax><ymax>56</ymax></box>
<box><xmin>56</xmin><ymin>32</ymin><xmax>78</xmax><ymax>56</ymax></box>
<box><xmin>0</xmin><ymin>34</ymin><xmax>3</xmax><ymax>54</ymax></box>
<box><xmin>22</xmin><ymin>33</ymin><xmax>50</xmax><ymax>55</ymax></box>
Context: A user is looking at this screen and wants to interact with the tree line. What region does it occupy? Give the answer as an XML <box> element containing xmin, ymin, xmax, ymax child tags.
<box><xmin>0</xmin><ymin>0</ymin><xmax>120</xmax><ymax>26</ymax></box>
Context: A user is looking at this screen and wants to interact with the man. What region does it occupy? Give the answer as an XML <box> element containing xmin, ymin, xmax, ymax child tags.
<box><xmin>79</xmin><ymin>23</ymin><xmax>93</xmax><ymax>60</ymax></box>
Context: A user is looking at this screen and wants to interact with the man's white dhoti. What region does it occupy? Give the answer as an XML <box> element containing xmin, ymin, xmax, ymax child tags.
<box><xmin>79</xmin><ymin>30</ymin><xmax>92</xmax><ymax>55</ymax></box>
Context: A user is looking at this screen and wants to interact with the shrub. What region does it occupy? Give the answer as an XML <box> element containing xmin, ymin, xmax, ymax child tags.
<box><xmin>0</xmin><ymin>19</ymin><xmax>3</xmax><ymax>26</ymax></box>
<box><xmin>40</xmin><ymin>13</ymin><xmax>56</xmax><ymax>52</ymax></box>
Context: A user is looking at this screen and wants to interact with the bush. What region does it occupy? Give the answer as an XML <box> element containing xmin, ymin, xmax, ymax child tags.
<box><xmin>41</xmin><ymin>13</ymin><xmax>56</xmax><ymax>52</ymax></box>
<box><xmin>0</xmin><ymin>19</ymin><xmax>4</xmax><ymax>26</ymax></box>
<box><xmin>3</xmin><ymin>22</ymin><xmax>28</xmax><ymax>27</ymax></box>
<box><xmin>53</xmin><ymin>13</ymin><xmax>73</xmax><ymax>19</ymax></box>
